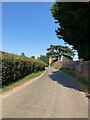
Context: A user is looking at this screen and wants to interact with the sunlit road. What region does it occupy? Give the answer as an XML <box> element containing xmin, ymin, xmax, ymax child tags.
<box><xmin>3</xmin><ymin>67</ymin><xmax>88</xmax><ymax>118</ymax></box>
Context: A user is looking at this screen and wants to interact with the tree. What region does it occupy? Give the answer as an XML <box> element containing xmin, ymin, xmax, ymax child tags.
<box><xmin>37</xmin><ymin>55</ymin><xmax>49</xmax><ymax>65</ymax></box>
<box><xmin>21</xmin><ymin>52</ymin><xmax>25</xmax><ymax>57</ymax></box>
<box><xmin>46</xmin><ymin>45</ymin><xmax>75</xmax><ymax>61</ymax></box>
<box><xmin>30</xmin><ymin>56</ymin><xmax>35</xmax><ymax>59</ymax></box>
<box><xmin>51</xmin><ymin>2</ymin><xmax>89</xmax><ymax>60</ymax></box>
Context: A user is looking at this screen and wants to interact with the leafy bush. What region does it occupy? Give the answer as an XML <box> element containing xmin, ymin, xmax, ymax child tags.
<box><xmin>0</xmin><ymin>51</ymin><xmax>46</xmax><ymax>85</ymax></box>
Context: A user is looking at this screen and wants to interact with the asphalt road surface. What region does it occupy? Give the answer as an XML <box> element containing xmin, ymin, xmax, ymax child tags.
<box><xmin>2</xmin><ymin>67</ymin><xmax>88</xmax><ymax>118</ymax></box>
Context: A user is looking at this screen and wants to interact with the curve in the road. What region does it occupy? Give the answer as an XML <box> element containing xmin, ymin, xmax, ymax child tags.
<box><xmin>2</xmin><ymin>67</ymin><xmax>88</xmax><ymax>118</ymax></box>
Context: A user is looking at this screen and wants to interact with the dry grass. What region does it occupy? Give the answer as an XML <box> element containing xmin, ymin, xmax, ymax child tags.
<box><xmin>60</xmin><ymin>68</ymin><xmax>90</xmax><ymax>93</ymax></box>
<box><xmin>1</xmin><ymin>71</ymin><xmax>44</xmax><ymax>93</ymax></box>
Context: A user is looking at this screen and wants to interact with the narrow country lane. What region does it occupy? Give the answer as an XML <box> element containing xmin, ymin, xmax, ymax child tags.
<box><xmin>2</xmin><ymin>67</ymin><xmax>88</xmax><ymax>118</ymax></box>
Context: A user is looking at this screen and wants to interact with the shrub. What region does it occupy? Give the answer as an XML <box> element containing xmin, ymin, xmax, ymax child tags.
<box><xmin>0</xmin><ymin>51</ymin><xmax>46</xmax><ymax>85</ymax></box>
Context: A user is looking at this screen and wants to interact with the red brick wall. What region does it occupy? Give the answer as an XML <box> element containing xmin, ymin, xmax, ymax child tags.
<box><xmin>54</xmin><ymin>60</ymin><xmax>62</xmax><ymax>68</ymax></box>
<box><xmin>49</xmin><ymin>57</ymin><xmax>53</xmax><ymax>66</ymax></box>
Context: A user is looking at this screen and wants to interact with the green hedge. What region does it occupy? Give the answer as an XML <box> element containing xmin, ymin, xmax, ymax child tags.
<box><xmin>0</xmin><ymin>52</ymin><xmax>46</xmax><ymax>85</ymax></box>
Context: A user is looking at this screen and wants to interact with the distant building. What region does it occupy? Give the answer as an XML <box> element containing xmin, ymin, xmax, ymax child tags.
<box><xmin>49</xmin><ymin>54</ymin><xmax>73</xmax><ymax>67</ymax></box>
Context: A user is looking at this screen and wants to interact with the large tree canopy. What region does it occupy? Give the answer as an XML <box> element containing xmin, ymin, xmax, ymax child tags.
<box><xmin>51</xmin><ymin>2</ymin><xmax>89</xmax><ymax>60</ymax></box>
<box><xmin>46</xmin><ymin>45</ymin><xmax>75</xmax><ymax>60</ymax></box>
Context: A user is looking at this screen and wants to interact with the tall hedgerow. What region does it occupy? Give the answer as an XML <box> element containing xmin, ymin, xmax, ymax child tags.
<box><xmin>0</xmin><ymin>51</ymin><xmax>46</xmax><ymax>85</ymax></box>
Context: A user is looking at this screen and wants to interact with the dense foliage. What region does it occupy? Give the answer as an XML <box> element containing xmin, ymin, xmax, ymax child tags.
<box><xmin>30</xmin><ymin>56</ymin><xmax>35</xmax><ymax>59</ymax></box>
<box><xmin>37</xmin><ymin>55</ymin><xmax>49</xmax><ymax>65</ymax></box>
<box><xmin>21</xmin><ymin>52</ymin><xmax>25</xmax><ymax>57</ymax></box>
<box><xmin>51</xmin><ymin>2</ymin><xmax>89</xmax><ymax>60</ymax></box>
<box><xmin>47</xmin><ymin>45</ymin><xmax>75</xmax><ymax>60</ymax></box>
<box><xmin>0</xmin><ymin>51</ymin><xmax>46</xmax><ymax>85</ymax></box>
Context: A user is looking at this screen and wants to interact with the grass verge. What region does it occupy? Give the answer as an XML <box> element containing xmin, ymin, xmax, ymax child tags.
<box><xmin>60</xmin><ymin>68</ymin><xmax>90</xmax><ymax>92</ymax></box>
<box><xmin>52</xmin><ymin>65</ymin><xmax>60</xmax><ymax>69</ymax></box>
<box><xmin>1</xmin><ymin>71</ymin><xmax>44</xmax><ymax>93</ymax></box>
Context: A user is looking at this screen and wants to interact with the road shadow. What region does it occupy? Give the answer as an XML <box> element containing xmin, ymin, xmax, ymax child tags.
<box><xmin>48</xmin><ymin>70</ymin><xmax>84</xmax><ymax>92</ymax></box>
<box><xmin>86</xmin><ymin>94</ymin><xmax>90</xmax><ymax>99</ymax></box>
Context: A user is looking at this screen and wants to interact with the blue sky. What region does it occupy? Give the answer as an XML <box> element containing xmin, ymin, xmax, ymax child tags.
<box><xmin>2</xmin><ymin>2</ymin><xmax>78</xmax><ymax>60</ymax></box>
